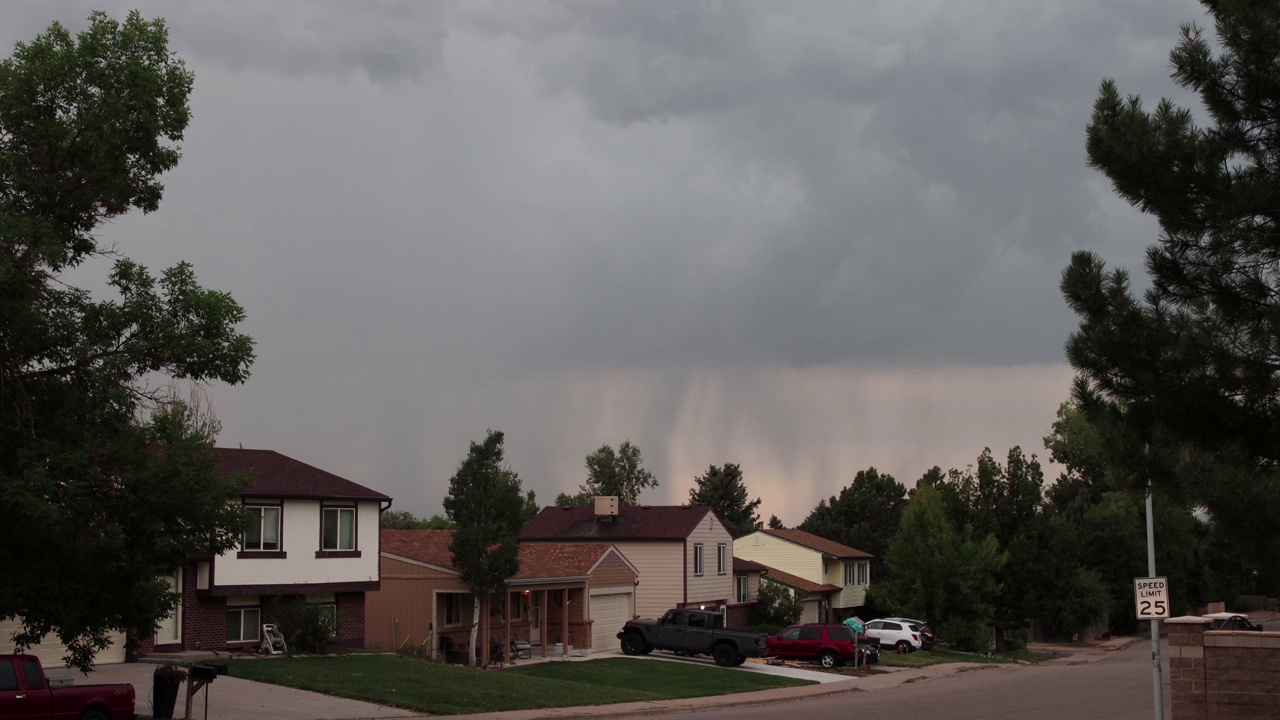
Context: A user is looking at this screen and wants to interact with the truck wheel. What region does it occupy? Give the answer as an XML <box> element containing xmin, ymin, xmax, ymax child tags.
<box><xmin>620</xmin><ymin>633</ymin><xmax>648</xmax><ymax>656</ymax></box>
<box><xmin>79</xmin><ymin>710</ymin><xmax>110</xmax><ymax>720</ymax></box>
<box><xmin>712</xmin><ymin>644</ymin><xmax>737</xmax><ymax>667</ymax></box>
<box><xmin>818</xmin><ymin>650</ymin><xmax>840</xmax><ymax>669</ymax></box>
<box><xmin>732</xmin><ymin>654</ymin><xmax>747</xmax><ymax>666</ymax></box>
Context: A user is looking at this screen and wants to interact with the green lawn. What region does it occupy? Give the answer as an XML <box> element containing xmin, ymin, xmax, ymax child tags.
<box><xmin>223</xmin><ymin>655</ymin><xmax>812</xmax><ymax>715</ymax></box>
<box><xmin>875</xmin><ymin>647</ymin><xmax>1049</xmax><ymax>668</ymax></box>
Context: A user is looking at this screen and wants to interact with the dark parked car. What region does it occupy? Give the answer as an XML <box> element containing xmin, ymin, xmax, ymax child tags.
<box><xmin>768</xmin><ymin>624</ymin><xmax>879</xmax><ymax>668</ymax></box>
<box><xmin>1203</xmin><ymin>613</ymin><xmax>1263</xmax><ymax>631</ymax></box>
<box><xmin>618</xmin><ymin>609</ymin><xmax>770</xmax><ymax>667</ymax></box>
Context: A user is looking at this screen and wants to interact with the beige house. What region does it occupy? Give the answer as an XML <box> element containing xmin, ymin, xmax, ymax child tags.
<box><xmin>520</xmin><ymin>500</ymin><xmax>734</xmax><ymax>620</ymax></box>
<box><xmin>733</xmin><ymin>528</ymin><xmax>872</xmax><ymax>623</ymax></box>
<box><xmin>366</xmin><ymin>530</ymin><xmax>638</xmax><ymax>660</ymax></box>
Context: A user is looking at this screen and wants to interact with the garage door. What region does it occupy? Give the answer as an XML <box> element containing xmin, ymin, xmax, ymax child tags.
<box><xmin>590</xmin><ymin>591</ymin><xmax>633</xmax><ymax>653</ymax></box>
<box><xmin>0</xmin><ymin>619</ymin><xmax>126</xmax><ymax>667</ymax></box>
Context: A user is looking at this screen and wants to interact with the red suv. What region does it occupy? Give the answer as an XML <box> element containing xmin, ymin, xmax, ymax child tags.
<box><xmin>768</xmin><ymin>624</ymin><xmax>878</xmax><ymax>668</ymax></box>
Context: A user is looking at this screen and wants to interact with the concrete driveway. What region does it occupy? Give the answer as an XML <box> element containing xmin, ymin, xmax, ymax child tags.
<box><xmin>50</xmin><ymin>662</ymin><xmax>418</xmax><ymax>720</ymax></box>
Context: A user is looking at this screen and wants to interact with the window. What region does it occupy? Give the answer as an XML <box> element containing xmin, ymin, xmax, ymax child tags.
<box><xmin>444</xmin><ymin>594</ymin><xmax>462</xmax><ymax>626</ymax></box>
<box><xmin>693</xmin><ymin>543</ymin><xmax>704</xmax><ymax>576</ymax></box>
<box><xmin>0</xmin><ymin>662</ymin><xmax>17</xmax><ymax>691</ymax></box>
<box><xmin>843</xmin><ymin>562</ymin><xmax>854</xmax><ymax>586</ymax></box>
<box><xmin>717</xmin><ymin>543</ymin><xmax>727</xmax><ymax>574</ymax></box>
<box><xmin>736</xmin><ymin>575</ymin><xmax>748</xmax><ymax>603</ymax></box>
<box><xmin>778</xmin><ymin>627</ymin><xmax>801</xmax><ymax>640</ymax></box>
<box><xmin>857</xmin><ymin>562</ymin><xmax>868</xmax><ymax>585</ymax></box>
<box><xmin>500</xmin><ymin>593</ymin><xmax>522</xmax><ymax>621</ymax></box>
<box><xmin>227</xmin><ymin>606</ymin><xmax>261</xmax><ymax>643</ymax></box>
<box><xmin>243</xmin><ymin>505</ymin><xmax>280</xmax><ymax>551</ymax></box>
<box><xmin>663</xmin><ymin>610</ymin><xmax>686</xmax><ymax>626</ymax></box>
<box><xmin>831</xmin><ymin>626</ymin><xmax>855</xmax><ymax>641</ymax></box>
<box><xmin>19</xmin><ymin>659</ymin><xmax>42</xmax><ymax>690</ymax></box>
<box><xmin>321</xmin><ymin>507</ymin><xmax>355</xmax><ymax>551</ymax></box>
<box><xmin>797</xmin><ymin>627</ymin><xmax>821</xmax><ymax>641</ymax></box>
<box><xmin>687</xmin><ymin>613</ymin><xmax>707</xmax><ymax>629</ymax></box>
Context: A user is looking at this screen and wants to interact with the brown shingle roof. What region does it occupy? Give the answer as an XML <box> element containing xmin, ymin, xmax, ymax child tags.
<box><xmin>381</xmin><ymin>529</ymin><xmax>455</xmax><ymax>568</ymax></box>
<box><xmin>760</xmin><ymin>529</ymin><xmax>872</xmax><ymax>558</ymax></box>
<box><xmin>379</xmin><ymin>530</ymin><xmax>623</xmax><ymax>582</ymax></box>
<box><xmin>519</xmin><ymin>505</ymin><xmax>715</xmax><ymax>541</ymax></box>
<box><xmin>733</xmin><ymin>557</ymin><xmax>768</xmax><ymax>574</ymax></box>
<box><xmin>215</xmin><ymin>448</ymin><xmax>390</xmax><ymax>501</ymax></box>
<box><xmin>755</xmin><ymin>563</ymin><xmax>841</xmax><ymax>594</ymax></box>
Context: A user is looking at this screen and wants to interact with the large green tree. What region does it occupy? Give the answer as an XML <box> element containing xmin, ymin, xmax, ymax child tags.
<box><xmin>0</xmin><ymin>13</ymin><xmax>255</xmax><ymax>670</ymax></box>
<box><xmin>798</xmin><ymin>467</ymin><xmax>906</xmax><ymax>581</ymax></box>
<box><xmin>379</xmin><ymin>511</ymin><xmax>456</xmax><ymax>530</ymax></box>
<box><xmin>443</xmin><ymin>430</ymin><xmax>526</xmax><ymax>665</ymax></box>
<box><xmin>556</xmin><ymin>440</ymin><xmax>658</xmax><ymax>507</ymax></box>
<box><xmin>688</xmin><ymin>463</ymin><xmax>761</xmax><ymax>538</ymax></box>
<box><xmin>1062</xmin><ymin>0</ymin><xmax>1280</xmax><ymax>592</ymax></box>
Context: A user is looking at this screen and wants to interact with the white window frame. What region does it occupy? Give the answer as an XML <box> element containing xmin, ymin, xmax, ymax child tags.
<box><xmin>504</xmin><ymin>593</ymin><xmax>523</xmax><ymax>621</ymax></box>
<box><xmin>227</xmin><ymin>606</ymin><xmax>261</xmax><ymax>643</ymax></box>
<box><xmin>736</xmin><ymin>575</ymin><xmax>748</xmax><ymax>603</ymax></box>
<box><xmin>321</xmin><ymin>507</ymin><xmax>356</xmax><ymax>551</ymax></box>
<box><xmin>693</xmin><ymin>543</ymin><xmax>704</xmax><ymax>576</ymax></box>
<box><xmin>243</xmin><ymin>505</ymin><xmax>281</xmax><ymax>552</ymax></box>
<box><xmin>717</xmin><ymin>543</ymin><xmax>727</xmax><ymax>575</ymax></box>
<box><xmin>843</xmin><ymin>561</ymin><xmax>854</xmax><ymax>586</ymax></box>
<box><xmin>857</xmin><ymin>562</ymin><xmax>868</xmax><ymax>585</ymax></box>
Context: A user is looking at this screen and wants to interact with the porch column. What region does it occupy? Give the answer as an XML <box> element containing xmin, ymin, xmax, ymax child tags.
<box><xmin>561</xmin><ymin>589</ymin><xmax>569</xmax><ymax>659</ymax></box>
<box><xmin>504</xmin><ymin>592</ymin><xmax>511</xmax><ymax>665</ymax></box>
<box><xmin>429</xmin><ymin>592</ymin><xmax>438</xmax><ymax>661</ymax></box>
<box><xmin>540</xmin><ymin>589</ymin><xmax>548</xmax><ymax>658</ymax></box>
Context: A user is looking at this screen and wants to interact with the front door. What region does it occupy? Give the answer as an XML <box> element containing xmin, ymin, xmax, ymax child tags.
<box><xmin>154</xmin><ymin>570</ymin><xmax>183</xmax><ymax>647</ymax></box>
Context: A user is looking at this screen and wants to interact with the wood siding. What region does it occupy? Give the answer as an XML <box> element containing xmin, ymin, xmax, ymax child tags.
<box><xmin>821</xmin><ymin>559</ymin><xmax>870</xmax><ymax>608</ymax></box>
<box><xmin>685</xmin><ymin>514</ymin><xmax>733</xmax><ymax>608</ymax></box>
<box><xmin>608</xmin><ymin>541</ymin><xmax>682</xmax><ymax>619</ymax></box>
<box><xmin>591</xmin><ymin>564</ymin><xmax>637</xmax><ymax>590</ymax></box>
<box><xmin>733</xmin><ymin>531</ymin><xmax>823</xmax><ymax>581</ymax></box>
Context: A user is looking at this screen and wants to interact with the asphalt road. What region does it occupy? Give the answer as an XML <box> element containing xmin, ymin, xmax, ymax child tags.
<box><xmin>643</xmin><ymin>640</ymin><xmax>1172</xmax><ymax>720</ymax></box>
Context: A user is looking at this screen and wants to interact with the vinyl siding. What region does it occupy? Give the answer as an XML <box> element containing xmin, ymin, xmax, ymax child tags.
<box><xmin>822</xmin><ymin>559</ymin><xmax>870</xmax><ymax>609</ymax></box>
<box><xmin>216</xmin><ymin>500</ymin><xmax>381</xmax><ymax>587</ymax></box>
<box><xmin>685</xmin><ymin>514</ymin><xmax>733</xmax><ymax>608</ymax></box>
<box><xmin>591</xmin><ymin>564</ymin><xmax>637</xmax><ymax>590</ymax></box>
<box><xmin>605</xmin><ymin>541</ymin><xmax>683</xmax><ymax>619</ymax></box>
<box><xmin>365</xmin><ymin>555</ymin><xmax>467</xmax><ymax>649</ymax></box>
<box><xmin>733</xmin><ymin>531</ymin><xmax>824</xmax><ymax>582</ymax></box>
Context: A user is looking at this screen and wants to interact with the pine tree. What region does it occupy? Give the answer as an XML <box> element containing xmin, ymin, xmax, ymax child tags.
<box><xmin>688</xmin><ymin>463</ymin><xmax>762</xmax><ymax>538</ymax></box>
<box><xmin>1061</xmin><ymin>0</ymin><xmax>1280</xmax><ymax>590</ymax></box>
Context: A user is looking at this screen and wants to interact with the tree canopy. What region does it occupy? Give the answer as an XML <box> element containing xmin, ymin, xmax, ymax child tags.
<box><xmin>380</xmin><ymin>510</ymin><xmax>456</xmax><ymax>530</ymax></box>
<box><xmin>555</xmin><ymin>441</ymin><xmax>658</xmax><ymax>506</ymax></box>
<box><xmin>1062</xmin><ymin>0</ymin><xmax>1280</xmax><ymax>591</ymax></box>
<box><xmin>443</xmin><ymin>429</ymin><xmax>527</xmax><ymax>665</ymax></box>
<box><xmin>799</xmin><ymin>467</ymin><xmax>905</xmax><ymax>581</ymax></box>
<box><xmin>0</xmin><ymin>12</ymin><xmax>255</xmax><ymax>670</ymax></box>
<box><xmin>688</xmin><ymin>463</ymin><xmax>761</xmax><ymax>538</ymax></box>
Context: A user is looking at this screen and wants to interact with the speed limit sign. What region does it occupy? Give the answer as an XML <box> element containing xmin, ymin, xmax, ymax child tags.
<box><xmin>1135</xmin><ymin>577</ymin><xmax>1170</xmax><ymax>619</ymax></box>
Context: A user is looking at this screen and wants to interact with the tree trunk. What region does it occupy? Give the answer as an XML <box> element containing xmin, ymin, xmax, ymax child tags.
<box><xmin>468</xmin><ymin>597</ymin><xmax>480</xmax><ymax>666</ymax></box>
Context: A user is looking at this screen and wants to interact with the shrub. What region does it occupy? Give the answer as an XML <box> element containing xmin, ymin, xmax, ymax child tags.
<box><xmin>271</xmin><ymin>600</ymin><xmax>337</xmax><ymax>654</ymax></box>
<box><xmin>749</xmin><ymin>580</ymin><xmax>803</xmax><ymax>628</ymax></box>
<box><xmin>939</xmin><ymin>619</ymin><xmax>989</xmax><ymax>653</ymax></box>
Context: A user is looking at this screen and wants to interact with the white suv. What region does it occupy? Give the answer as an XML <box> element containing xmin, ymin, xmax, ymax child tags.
<box><xmin>863</xmin><ymin>619</ymin><xmax>922</xmax><ymax>652</ymax></box>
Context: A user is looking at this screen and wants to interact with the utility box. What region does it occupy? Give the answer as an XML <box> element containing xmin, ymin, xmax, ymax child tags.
<box><xmin>594</xmin><ymin>496</ymin><xmax>619</xmax><ymax>517</ymax></box>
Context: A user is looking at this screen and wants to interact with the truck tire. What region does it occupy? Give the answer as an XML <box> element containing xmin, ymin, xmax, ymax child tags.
<box><xmin>712</xmin><ymin>643</ymin><xmax>737</xmax><ymax>667</ymax></box>
<box><xmin>79</xmin><ymin>710</ymin><xmax>110</xmax><ymax>720</ymax></box>
<box><xmin>620</xmin><ymin>633</ymin><xmax>649</xmax><ymax>656</ymax></box>
<box><xmin>733</xmin><ymin>654</ymin><xmax>747</xmax><ymax>666</ymax></box>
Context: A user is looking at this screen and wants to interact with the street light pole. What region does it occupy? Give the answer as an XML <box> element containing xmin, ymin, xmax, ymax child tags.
<box><xmin>1146</xmin><ymin>481</ymin><xmax>1164</xmax><ymax>720</ymax></box>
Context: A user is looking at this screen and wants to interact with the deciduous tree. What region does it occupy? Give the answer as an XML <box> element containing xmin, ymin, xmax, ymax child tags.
<box><xmin>0</xmin><ymin>13</ymin><xmax>255</xmax><ymax>670</ymax></box>
<box><xmin>799</xmin><ymin>468</ymin><xmax>906</xmax><ymax>581</ymax></box>
<box><xmin>443</xmin><ymin>430</ymin><xmax>525</xmax><ymax>665</ymax></box>
<box><xmin>556</xmin><ymin>441</ymin><xmax>658</xmax><ymax>506</ymax></box>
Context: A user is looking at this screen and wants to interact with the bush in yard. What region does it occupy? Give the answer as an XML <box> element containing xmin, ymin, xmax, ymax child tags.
<box><xmin>271</xmin><ymin>600</ymin><xmax>337</xmax><ymax>654</ymax></box>
<box><xmin>749</xmin><ymin>579</ymin><xmax>803</xmax><ymax>628</ymax></box>
<box><xmin>938</xmin><ymin>618</ymin><xmax>989</xmax><ymax>653</ymax></box>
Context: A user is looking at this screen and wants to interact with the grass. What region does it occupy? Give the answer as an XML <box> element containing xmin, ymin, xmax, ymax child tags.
<box><xmin>875</xmin><ymin>647</ymin><xmax>1050</xmax><ymax>668</ymax></box>
<box><xmin>223</xmin><ymin>654</ymin><xmax>812</xmax><ymax>715</ymax></box>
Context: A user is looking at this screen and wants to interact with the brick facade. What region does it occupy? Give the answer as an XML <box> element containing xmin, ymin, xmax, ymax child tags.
<box><xmin>726</xmin><ymin>602</ymin><xmax>755</xmax><ymax>629</ymax></box>
<box><xmin>1168</xmin><ymin>616</ymin><xmax>1280</xmax><ymax>720</ymax></box>
<box><xmin>137</xmin><ymin>560</ymin><xmax>369</xmax><ymax>654</ymax></box>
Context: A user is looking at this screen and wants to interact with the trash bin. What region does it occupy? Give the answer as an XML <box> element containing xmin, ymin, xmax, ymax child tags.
<box><xmin>151</xmin><ymin>666</ymin><xmax>187</xmax><ymax>720</ymax></box>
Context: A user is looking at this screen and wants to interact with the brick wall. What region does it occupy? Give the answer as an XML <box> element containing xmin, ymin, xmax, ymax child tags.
<box><xmin>1168</xmin><ymin>616</ymin><xmax>1280</xmax><ymax>720</ymax></box>
<box><xmin>336</xmin><ymin>592</ymin><xmax>364</xmax><ymax>649</ymax></box>
<box><xmin>726</xmin><ymin>602</ymin><xmax>755</xmax><ymax>629</ymax></box>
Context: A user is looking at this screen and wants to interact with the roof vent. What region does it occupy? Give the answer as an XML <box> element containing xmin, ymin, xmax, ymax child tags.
<box><xmin>594</xmin><ymin>496</ymin><xmax>619</xmax><ymax>520</ymax></box>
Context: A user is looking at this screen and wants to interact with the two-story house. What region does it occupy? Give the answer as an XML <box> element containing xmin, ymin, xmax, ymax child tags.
<box><xmin>519</xmin><ymin>499</ymin><xmax>733</xmax><ymax>620</ymax></box>
<box><xmin>138</xmin><ymin>448</ymin><xmax>391</xmax><ymax>655</ymax></box>
<box><xmin>733</xmin><ymin>528</ymin><xmax>872</xmax><ymax>624</ymax></box>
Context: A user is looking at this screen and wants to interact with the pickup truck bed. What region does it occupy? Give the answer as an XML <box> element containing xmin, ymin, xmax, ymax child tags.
<box><xmin>0</xmin><ymin>654</ymin><xmax>135</xmax><ymax>720</ymax></box>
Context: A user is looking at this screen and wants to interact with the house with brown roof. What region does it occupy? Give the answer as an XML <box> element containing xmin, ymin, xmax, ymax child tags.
<box><xmin>733</xmin><ymin>528</ymin><xmax>872</xmax><ymax>624</ymax></box>
<box><xmin>519</xmin><ymin>500</ymin><xmax>734</xmax><ymax>620</ymax></box>
<box><xmin>367</xmin><ymin>530</ymin><xmax>638</xmax><ymax>660</ymax></box>
<box><xmin>137</xmin><ymin>448</ymin><xmax>391</xmax><ymax>656</ymax></box>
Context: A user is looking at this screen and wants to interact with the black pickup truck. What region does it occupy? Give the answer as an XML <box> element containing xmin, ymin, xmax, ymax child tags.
<box><xmin>617</xmin><ymin>609</ymin><xmax>770</xmax><ymax>667</ymax></box>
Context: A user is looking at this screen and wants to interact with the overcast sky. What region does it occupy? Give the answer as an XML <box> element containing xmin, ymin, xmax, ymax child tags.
<box><xmin>7</xmin><ymin>0</ymin><xmax>1204</xmax><ymax>524</ymax></box>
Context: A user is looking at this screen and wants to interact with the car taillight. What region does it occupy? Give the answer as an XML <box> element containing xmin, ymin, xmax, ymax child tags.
<box><xmin>912</xmin><ymin>633</ymin><xmax>919</xmax><ymax>640</ymax></box>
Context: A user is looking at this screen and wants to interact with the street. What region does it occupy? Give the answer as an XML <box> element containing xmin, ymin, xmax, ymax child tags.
<box><xmin>642</xmin><ymin>640</ymin><xmax>1171</xmax><ymax>720</ymax></box>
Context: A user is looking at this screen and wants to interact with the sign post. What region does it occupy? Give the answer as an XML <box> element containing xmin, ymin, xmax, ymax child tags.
<box><xmin>1142</xmin><ymin>482</ymin><xmax>1164</xmax><ymax>720</ymax></box>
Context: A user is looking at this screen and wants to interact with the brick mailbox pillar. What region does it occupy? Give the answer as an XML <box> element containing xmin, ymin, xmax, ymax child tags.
<box><xmin>1167</xmin><ymin>616</ymin><xmax>1212</xmax><ymax>720</ymax></box>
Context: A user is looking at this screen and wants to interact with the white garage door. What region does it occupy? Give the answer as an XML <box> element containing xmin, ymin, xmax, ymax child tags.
<box><xmin>590</xmin><ymin>591</ymin><xmax>633</xmax><ymax>653</ymax></box>
<box><xmin>0</xmin><ymin>619</ymin><xmax>126</xmax><ymax>667</ymax></box>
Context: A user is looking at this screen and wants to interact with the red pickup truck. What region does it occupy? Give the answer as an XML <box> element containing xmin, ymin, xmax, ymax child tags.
<box><xmin>0</xmin><ymin>655</ymin><xmax>135</xmax><ymax>720</ymax></box>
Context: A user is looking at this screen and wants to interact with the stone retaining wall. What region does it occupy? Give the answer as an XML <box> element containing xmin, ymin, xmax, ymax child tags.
<box><xmin>1167</xmin><ymin>616</ymin><xmax>1280</xmax><ymax>719</ymax></box>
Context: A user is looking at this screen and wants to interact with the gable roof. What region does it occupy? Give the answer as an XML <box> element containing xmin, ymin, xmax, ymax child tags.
<box><xmin>379</xmin><ymin>530</ymin><xmax>633</xmax><ymax>582</ymax></box>
<box><xmin>215</xmin><ymin>448</ymin><xmax>391</xmax><ymax>501</ymax></box>
<box><xmin>381</xmin><ymin>529</ymin><xmax>455</xmax><ymax>569</ymax></box>
<box><xmin>733</xmin><ymin>557</ymin><xmax>768</xmax><ymax>574</ymax></box>
<box><xmin>759</xmin><ymin>528</ymin><xmax>872</xmax><ymax>559</ymax></box>
<box><xmin>755</xmin><ymin>562</ymin><xmax>841</xmax><ymax>594</ymax></box>
<box><xmin>519</xmin><ymin>505</ymin><xmax>717</xmax><ymax>541</ymax></box>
